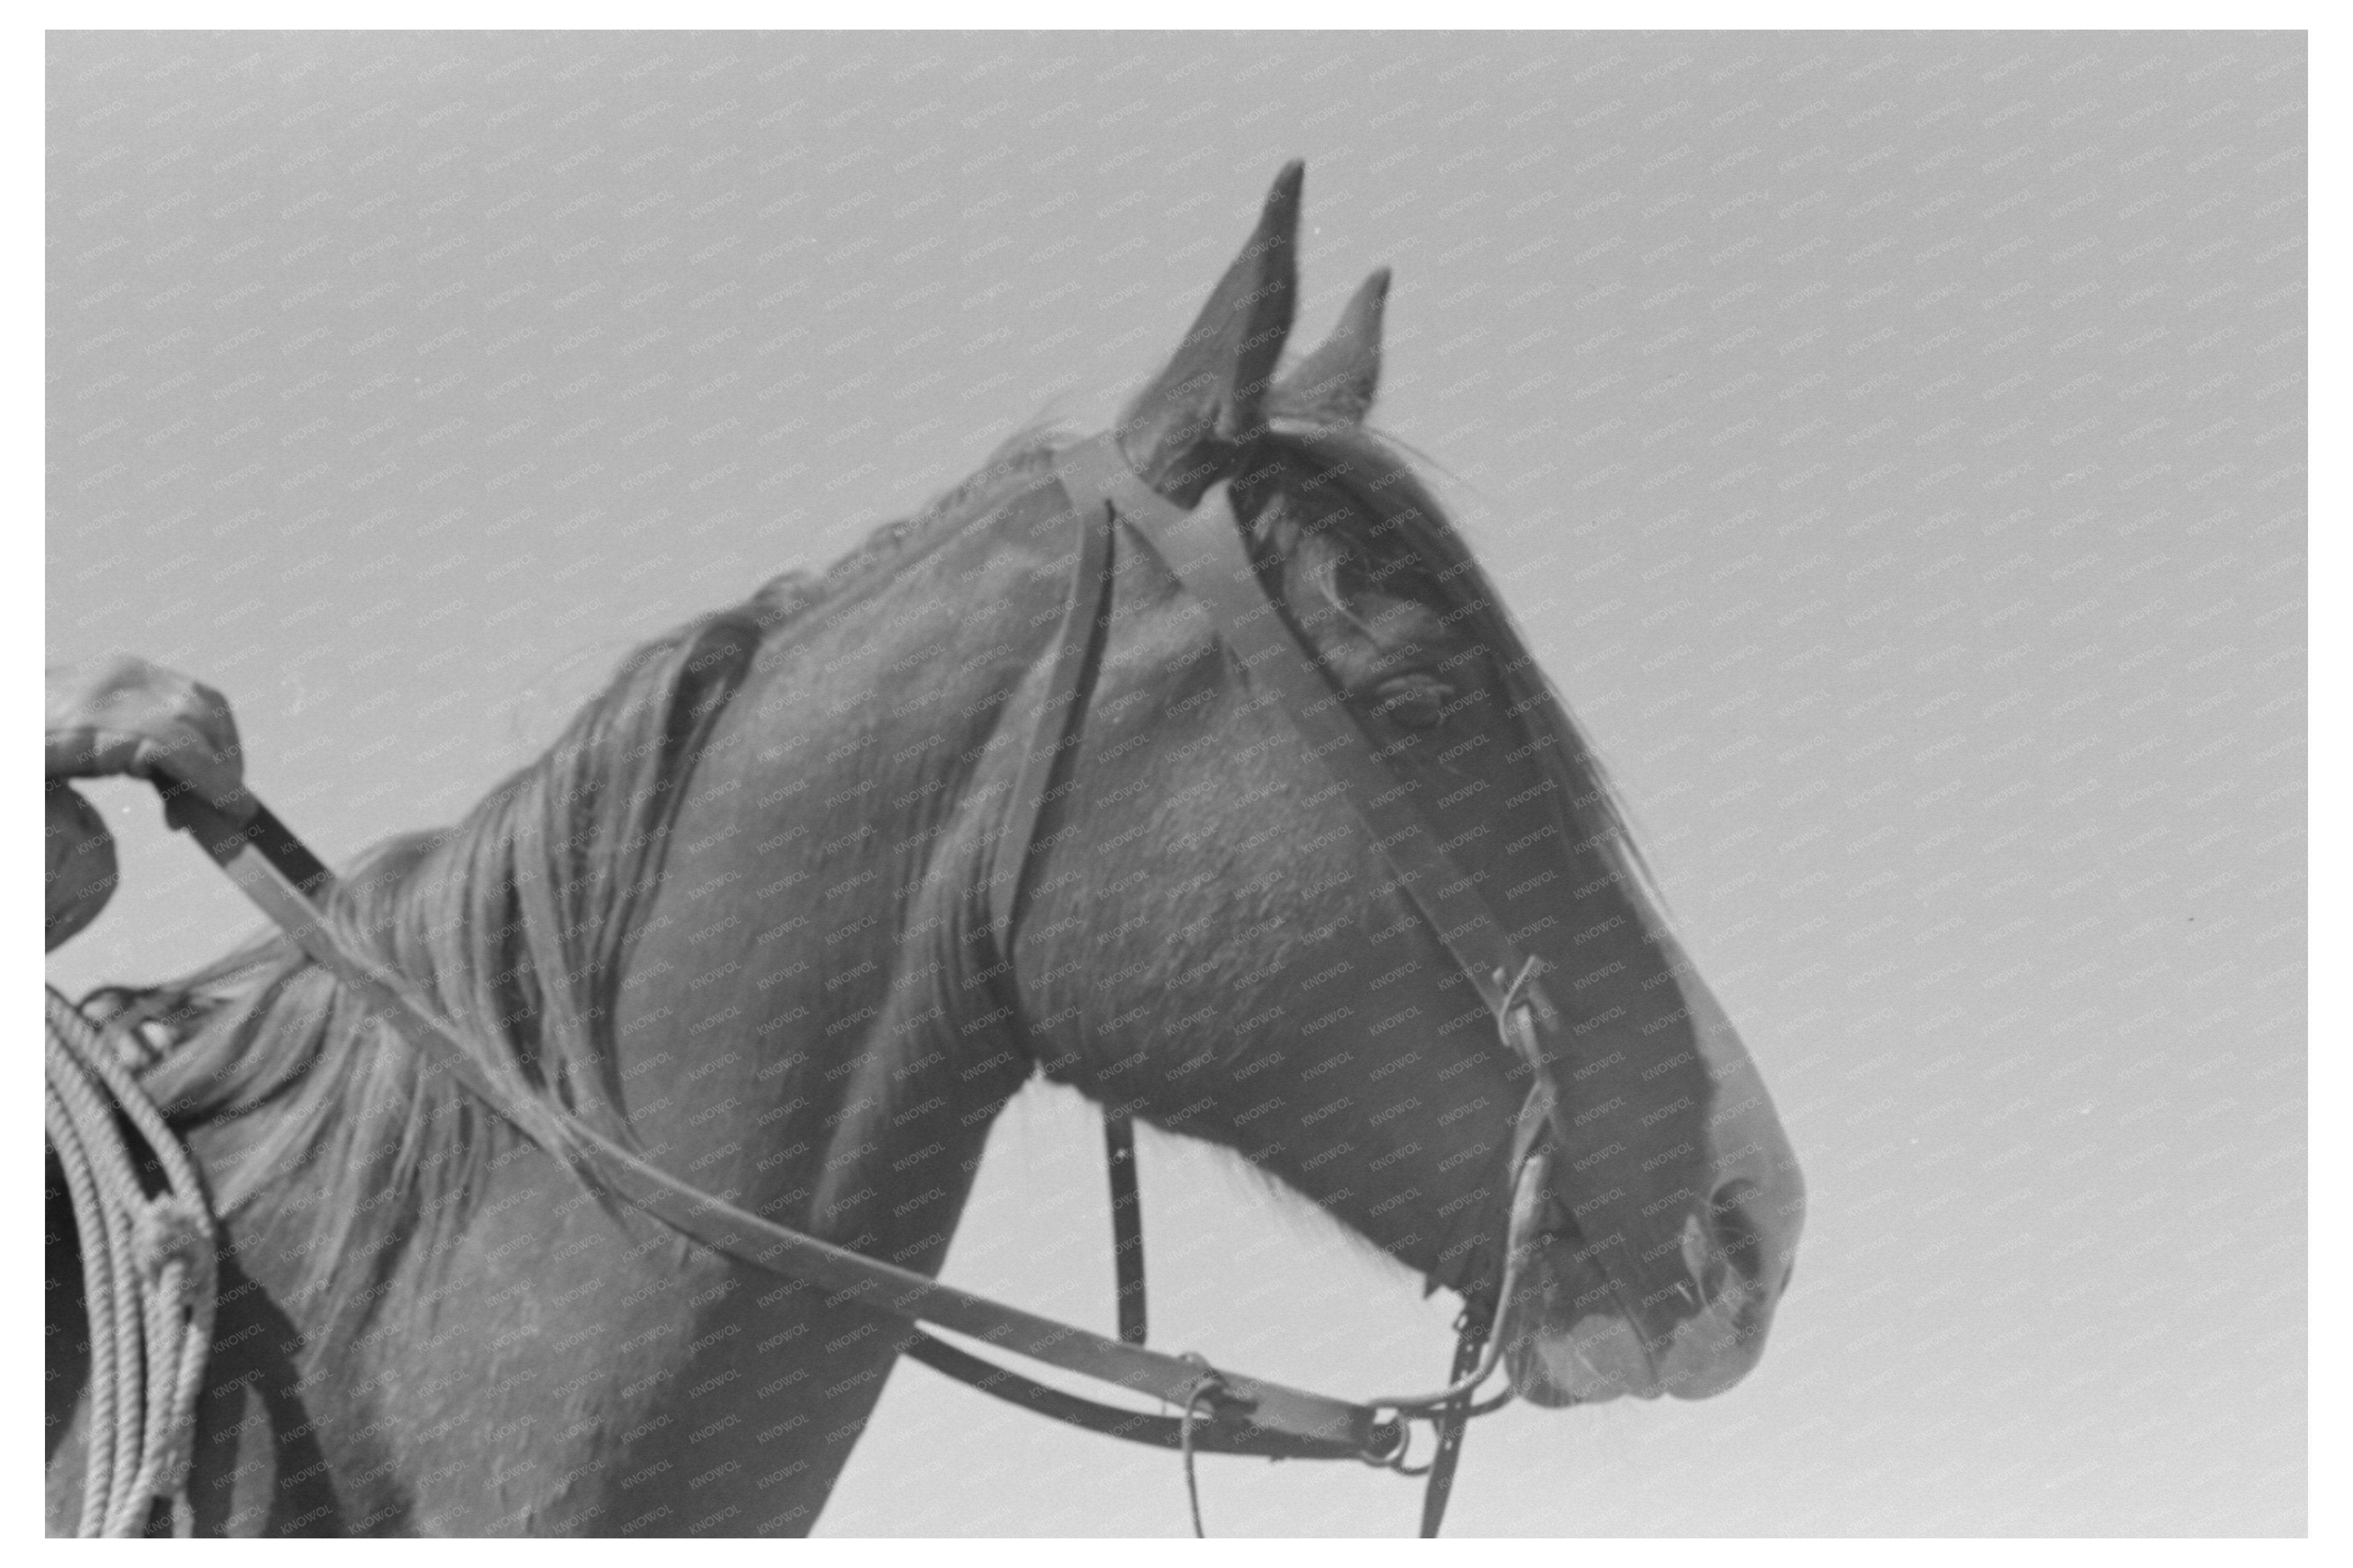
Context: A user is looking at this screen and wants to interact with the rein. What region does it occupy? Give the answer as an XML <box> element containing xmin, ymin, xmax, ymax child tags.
<box><xmin>168</xmin><ymin>792</ymin><xmax>1408</xmax><ymax>1462</ymax></box>
<box><xmin>158</xmin><ymin>431</ymin><xmax>1578</xmax><ymax>1535</ymax></box>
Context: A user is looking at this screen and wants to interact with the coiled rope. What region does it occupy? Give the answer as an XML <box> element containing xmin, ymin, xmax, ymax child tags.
<box><xmin>44</xmin><ymin>986</ymin><xmax>216</xmax><ymax>1538</ymax></box>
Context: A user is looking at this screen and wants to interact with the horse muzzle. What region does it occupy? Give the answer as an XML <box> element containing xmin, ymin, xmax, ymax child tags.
<box><xmin>1498</xmin><ymin>1178</ymin><xmax>1787</xmax><ymax>1407</ymax></box>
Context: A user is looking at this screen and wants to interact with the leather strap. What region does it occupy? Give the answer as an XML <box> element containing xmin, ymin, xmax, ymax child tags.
<box><xmin>985</xmin><ymin>478</ymin><xmax>1116</xmax><ymax>972</ymax></box>
<box><xmin>167</xmin><ymin>792</ymin><xmax>1400</xmax><ymax>1460</ymax></box>
<box><xmin>969</xmin><ymin>469</ymin><xmax>1149</xmax><ymax>1356</ymax></box>
<box><xmin>899</xmin><ymin>1331</ymin><xmax>1371</xmax><ymax>1460</ymax></box>
<box><xmin>1103</xmin><ymin>1112</ymin><xmax>1148</xmax><ymax>1346</ymax></box>
<box><xmin>1417</xmin><ymin>1297</ymin><xmax>1494</xmax><ymax>1536</ymax></box>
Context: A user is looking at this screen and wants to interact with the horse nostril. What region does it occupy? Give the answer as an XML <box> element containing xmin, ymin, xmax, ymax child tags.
<box><xmin>1708</xmin><ymin>1179</ymin><xmax>1764</xmax><ymax>1283</ymax></box>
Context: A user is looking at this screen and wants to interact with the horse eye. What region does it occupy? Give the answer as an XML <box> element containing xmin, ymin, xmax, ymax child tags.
<box><xmin>1372</xmin><ymin>673</ymin><xmax>1452</xmax><ymax>729</ymax></box>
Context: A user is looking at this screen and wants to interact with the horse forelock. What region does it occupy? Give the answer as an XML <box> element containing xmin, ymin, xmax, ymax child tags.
<box><xmin>1259</xmin><ymin>422</ymin><xmax>1665</xmax><ymax>918</ymax></box>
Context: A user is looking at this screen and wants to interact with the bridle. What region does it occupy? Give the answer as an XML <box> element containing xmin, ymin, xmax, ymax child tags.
<box><xmin>987</xmin><ymin>433</ymin><xmax>1579</xmax><ymax>1525</ymax></box>
<box><xmin>162</xmin><ymin>431</ymin><xmax>1583</xmax><ymax>1536</ymax></box>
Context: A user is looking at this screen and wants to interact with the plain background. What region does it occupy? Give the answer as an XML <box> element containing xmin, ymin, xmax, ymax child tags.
<box><xmin>43</xmin><ymin>31</ymin><xmax>2303</xmax><ymax>1535</ymax></box>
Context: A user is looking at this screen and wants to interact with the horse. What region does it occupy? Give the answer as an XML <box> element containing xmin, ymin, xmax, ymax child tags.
<box><xmin>47</xmin><ymin>162</ymin><xmax>1805</xmax><ymax>1537</ymax></box>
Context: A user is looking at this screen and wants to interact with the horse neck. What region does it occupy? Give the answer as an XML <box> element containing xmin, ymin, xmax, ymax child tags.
<box><xmin>603</xmin><ymin>478</ymin><xmax>1071</xmax><ymax>1270</ymax></box>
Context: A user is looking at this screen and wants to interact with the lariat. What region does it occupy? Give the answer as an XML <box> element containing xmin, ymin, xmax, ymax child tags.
<box><xmin>44</xmin><ymin>986</ymin><xmax>216</xmax><ymax>1537</ymax></box>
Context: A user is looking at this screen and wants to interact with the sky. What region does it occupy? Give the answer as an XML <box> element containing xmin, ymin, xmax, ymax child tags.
<box><xmin>44</xmin><ymin>30</ymin><xmax>2304</xmax><ymax>1535</ymax></box>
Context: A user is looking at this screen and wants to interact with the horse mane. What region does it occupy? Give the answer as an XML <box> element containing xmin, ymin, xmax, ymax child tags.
<box><xmin>115</xmin><ymin>429</ymin><xmax>1064</xmax><ymax>1342</ymax></box>
<box><xmin>748</xmin><ymin>426</ymin><xmax>1062</xmax><ymax>649</ymax></box>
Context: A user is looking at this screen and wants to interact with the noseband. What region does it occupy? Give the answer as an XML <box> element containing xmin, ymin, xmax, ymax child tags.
<box><xmin>161</xmin><ymin>431</ymin><xmax>1581</xmax><ymax>1536</ymax></box>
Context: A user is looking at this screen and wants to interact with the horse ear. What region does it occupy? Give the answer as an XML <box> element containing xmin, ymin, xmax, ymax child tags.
<box><xmin>1114</xmin><ymin>161</ymin><xmax>1303</xmax><ymax>502</ymax></box>
<box><xmin>1269</xmin><ymin>267</ymin><xmax>1389</xmax><ymax>426</ymax></box>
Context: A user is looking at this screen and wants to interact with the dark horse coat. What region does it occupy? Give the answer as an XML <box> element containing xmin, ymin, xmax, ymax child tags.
<box><xmin>49</xmin><ymin>165</ymin><xmax>1803</xmax><ymax>1536</ymax></box>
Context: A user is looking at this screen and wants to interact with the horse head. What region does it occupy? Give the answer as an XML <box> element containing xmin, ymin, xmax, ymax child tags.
<box><xmin>1005</xmin><ymin>164</ymin><xmax>1806</xmax><ymax>1407</ymax></box>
